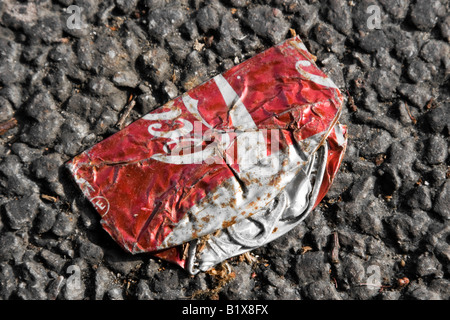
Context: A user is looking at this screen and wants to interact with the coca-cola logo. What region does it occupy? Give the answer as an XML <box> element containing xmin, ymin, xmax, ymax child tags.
<box><xmin>142</xmin><ymin>74</ymin><xmax>273</xmax><ymax>169</ymax></box>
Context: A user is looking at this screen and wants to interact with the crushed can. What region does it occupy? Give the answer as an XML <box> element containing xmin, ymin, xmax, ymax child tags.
<box><xmin>66</xmin><ymin>36</ymin><xmax>348</xmax><ymax>274</ymax></box>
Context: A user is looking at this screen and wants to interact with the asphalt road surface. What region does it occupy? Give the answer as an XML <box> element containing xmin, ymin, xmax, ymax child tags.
<box><xmin>0</xmin><ymin>0</ymin><xmax>449</xmax><ymax>300</ymax></box>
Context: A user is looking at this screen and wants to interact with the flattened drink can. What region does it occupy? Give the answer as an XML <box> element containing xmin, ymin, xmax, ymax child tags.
<box><xmin>67</xmin><ymin>36</ymin><xmax>347</xmax><ymax>274</ymax></box>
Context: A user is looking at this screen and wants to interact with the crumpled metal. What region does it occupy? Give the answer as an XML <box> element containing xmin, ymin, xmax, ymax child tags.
<box><xmin>67</xmin><ymin>36</ymin><xmax>347</xmax><ymax>274</ymax></box>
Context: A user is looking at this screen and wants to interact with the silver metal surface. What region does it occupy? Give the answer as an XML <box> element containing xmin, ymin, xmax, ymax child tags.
<box><xmin>186</xmin><ymin>142</ymin><xmax>328</xmax><ymax>274</ymax></box>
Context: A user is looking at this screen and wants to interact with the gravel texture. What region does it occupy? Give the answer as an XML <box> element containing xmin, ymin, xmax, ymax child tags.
<box><xmin>0</xmin><ymin>0</ymin><xmax>449</xmax><ymax>300</ymax></box>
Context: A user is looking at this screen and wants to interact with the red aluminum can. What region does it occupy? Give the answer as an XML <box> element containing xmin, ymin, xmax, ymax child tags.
<box><xmin>67</xmin><ymin>36</ymin><xmax>347</xmax><ymax>273</ymax></box>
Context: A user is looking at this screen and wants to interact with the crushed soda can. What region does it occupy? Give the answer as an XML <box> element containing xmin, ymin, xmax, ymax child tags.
<box><xmin>66</xmin><ymin>36</ymin><xmax>347</xmax><ymax>274</ymax></box>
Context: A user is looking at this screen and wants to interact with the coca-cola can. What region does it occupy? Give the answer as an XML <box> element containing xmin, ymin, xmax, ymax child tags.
<box><xmin>67</xmin><ymin>36</ymin><xmax>347</xmax><ymax>274</ymax></box>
